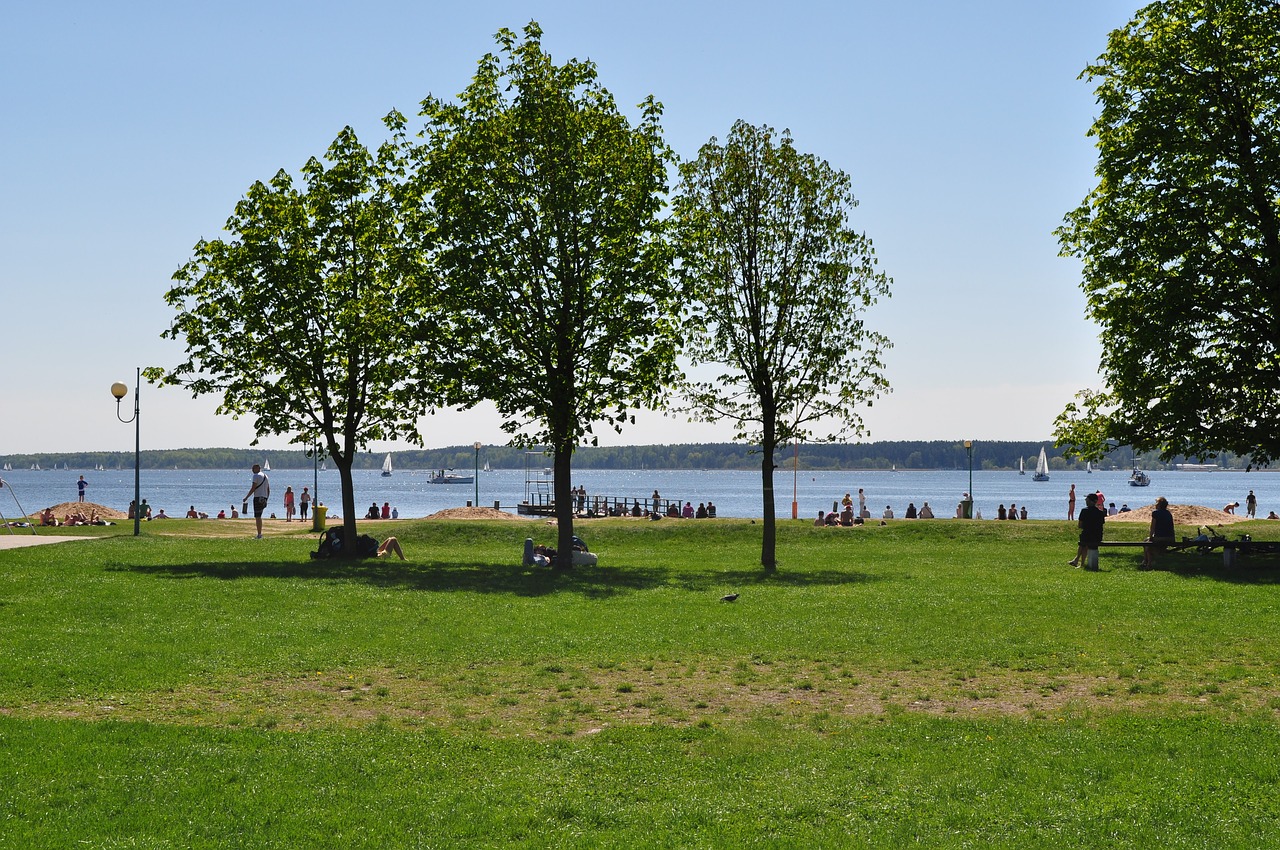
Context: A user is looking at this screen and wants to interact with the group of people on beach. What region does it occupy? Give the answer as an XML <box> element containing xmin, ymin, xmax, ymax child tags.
<box><xmin>815</xmin><ymin>490</ymin><xmax>938</xmax><ymax>526</ymax></box>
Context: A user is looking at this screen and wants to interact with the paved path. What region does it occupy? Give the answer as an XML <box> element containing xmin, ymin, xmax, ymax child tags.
<box><xmin>0</xmin><ymin>533</ymin><xmax>98</xmax><ymax>550</ymax></box>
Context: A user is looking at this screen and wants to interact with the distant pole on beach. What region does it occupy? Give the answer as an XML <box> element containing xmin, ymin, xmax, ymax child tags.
<box><xmin>964</xmin><ymin>440</ymin><xmax>974</xmax><ymax>519</ymax></box>
<box><xmin>791</xmin><ymin>440</ymin><xmax>799</xmax><ymax>520</ymax></box>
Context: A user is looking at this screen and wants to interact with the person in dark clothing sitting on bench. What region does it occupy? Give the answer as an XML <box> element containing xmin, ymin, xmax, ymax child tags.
<box><xmin>1070</xmin><ymin>492</ymin><xmax>1106</xmax><ymax>570</ymax></box>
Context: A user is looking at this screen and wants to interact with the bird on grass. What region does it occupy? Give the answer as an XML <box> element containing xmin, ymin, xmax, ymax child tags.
<box><xmin>720</xmin><ymin>593</ymin><xmax>739</xmax><ymax>602</ymax></box>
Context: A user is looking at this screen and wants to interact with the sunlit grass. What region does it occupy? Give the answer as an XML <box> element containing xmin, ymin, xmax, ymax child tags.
<box><xmin>2</xmin><ymin>517</ymin><xmax>1279</xmax><ymax>847</ymax></box>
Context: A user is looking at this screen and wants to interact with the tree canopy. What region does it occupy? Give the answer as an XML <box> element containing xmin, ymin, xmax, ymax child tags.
<box><xmin>154</xmin><ymin>122</ymin><xmax>445</xmax><ymax>552</ymax></box>
<box><xmin>1056</xmin><ymin>0</ymin><xmax>1280</xmax><ymax>466</ymax></box>
<box><xmin>414</xmin><ymin>22</ymin><xmax>681</xmax><ymax>560</ymax></box>
<box><xmin>673</xmin><ymin>121</ymin><xmax>892</xmax><ymax>569</ymax></box>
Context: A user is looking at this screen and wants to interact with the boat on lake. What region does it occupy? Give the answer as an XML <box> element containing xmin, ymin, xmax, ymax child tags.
<box><xmin>1129</xmin><ymin>467</ymin><xmax>1151</xmax><ymax>487</ymax></box>
<box><xmin>430</xmin><ymin>468</ymin><xmax>474</xmax><ymax>485</ymax></box>
<box><xmin>1032</xmin><ymin>447</ymin><xmax>1050</xmax><ymax>482</ymax></box>
<box><xmin>381</xmin><ymin>453</ymin><xmax>393</xmax><ymax>477</ymax></box>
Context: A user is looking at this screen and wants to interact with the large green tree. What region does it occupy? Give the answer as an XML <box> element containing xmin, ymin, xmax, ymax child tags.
<box><xmin>672</xmin><ymin>121</ymin><xmax>892</xmax><ymax>570</ymax></box>
<box><xmin>1056</xmin><ymin>0</ymin><xmax>1280</xmax><ymax>466</ymax></box>
<box><xmin>414</xmin><ymin>23</ymin><xmax>680</xmax><ymax>563</ymax></box>
<box><xmin>154</xmin><ymin>122</ymin><xmax>443</xmax><ymax>553</ymax></box>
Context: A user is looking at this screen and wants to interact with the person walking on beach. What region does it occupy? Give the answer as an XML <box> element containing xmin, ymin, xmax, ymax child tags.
<box><xmin>77</xmin><ymin>475</ymin><xmax>88</xmax><ymax>502</ymax></box>
<box><xmin>299</xmin><ymin>486</ymin><xmax>311</xmax><ymax>520</ymax></box>
<box><xmin>1246</xmin><ymin>490</ymin><xmax>1257</xmax><ymax>519</ymax></box>
<box><xmin>1068</xmin><ymin>484</ymin><xmax>1076</xmax><ymax>520</ymax></box>
<box><xmin>243</xmin><ymin>463</ymin><xmax>270</xmax><ymax>539</ymax></box>
<box><xmin>283</xmin><ymin>486</ymin><xmax>295</xmax><ymax>522</ymax></box>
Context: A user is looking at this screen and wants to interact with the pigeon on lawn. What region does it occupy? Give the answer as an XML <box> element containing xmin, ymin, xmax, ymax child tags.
<box><xmin>720</xmin><ymin>593</ymin><xmax>739</xmax><ymax>602</ymax></box>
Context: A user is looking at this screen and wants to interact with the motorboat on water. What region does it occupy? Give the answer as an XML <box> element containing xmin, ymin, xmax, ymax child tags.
<box><xmin>1129</xmin><ymin>467</ymin><xmax>1151</xmax><ymax>487</ymax></box>
<box><xmin>430</xmin><ymin>468</ymin><xmax>474</xmax><ymax>485</ymax></box>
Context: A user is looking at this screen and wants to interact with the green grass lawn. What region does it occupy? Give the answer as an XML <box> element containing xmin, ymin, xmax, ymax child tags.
<box><xmin>2</xmin><ymin>517</ymin><xmax>1279</xmax><ymax>847</ymax></box>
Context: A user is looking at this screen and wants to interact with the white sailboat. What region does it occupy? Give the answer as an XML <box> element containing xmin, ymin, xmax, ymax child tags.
<box><xmin>1086</xmin><ymin>460</ymin><xmax>1093</xmax><ymax>474</ymax></box>
<box><xmin>483</xmin><ymin>461</ymin><xmax>491</xmax><ymax>473</ymax></box>
<box><xmin>1032</xmin><ymin>447</ymin><xmax>1050</xmax><ymax>482</ymax></box>
<box><xmin>1019</xmin><ymin>457</ymin><xmax>1025</xmax><ymax>475</ymax></box>
<box><xmin>381</xmin><ymin>453</ymin><xmax>393</xmax><ymax>477</ymax></box>
<box><xmin>263</xmin><ymin>458</ymin><xmax>271</xmax><ymax>472</ymax></box>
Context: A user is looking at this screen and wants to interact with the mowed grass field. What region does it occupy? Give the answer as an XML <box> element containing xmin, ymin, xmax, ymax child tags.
<box><xmin>2</xmin><ymin>516</ymin><xmax>1279</xmax><ymax>848</ymax></box>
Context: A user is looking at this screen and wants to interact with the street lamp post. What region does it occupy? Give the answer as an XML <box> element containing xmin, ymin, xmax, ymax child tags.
<box><xmin>791</xmin><ymin>439</ymin><xmax>799</xmax><ymax>520</ymax></box>
<box><xmin>473</xmin><ymin>442</ymin><xmax>482</xmax><ymax>507</ymax></box>
<box><xmin>111</xmin><ymin>369</ymin><xmax>141</xmax><ymax>537</ymax></box>
<box><xmin>964</xmin><ymin>440</ymin><xmax>974</xmax><ymax>520</ymax></box>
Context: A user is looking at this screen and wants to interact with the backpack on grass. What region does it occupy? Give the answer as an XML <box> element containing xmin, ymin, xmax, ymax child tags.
<box><xmin>311</xmin><ymin>527</ymin><xmax>380</xmax><ymax>559</ymax></box>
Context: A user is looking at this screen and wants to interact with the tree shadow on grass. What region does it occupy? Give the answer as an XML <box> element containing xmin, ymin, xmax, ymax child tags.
<box><xmin>109</xmin><ymin>558</ymin><xmax>883</xmax><ymax>597</ymax></box>
<box><xmin>1131</xmin><ymin>552</ymin><xmax>1280</xmax><ymax>585</ymax></box>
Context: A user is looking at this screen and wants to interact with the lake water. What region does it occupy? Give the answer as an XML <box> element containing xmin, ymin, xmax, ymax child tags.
<box><xmin>2</xmin><ymin>466</ymin><xmax>1275</xmax><ymax>522</ymax></box>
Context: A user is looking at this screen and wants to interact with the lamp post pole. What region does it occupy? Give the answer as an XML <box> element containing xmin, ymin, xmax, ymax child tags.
<box><xmin>111</xmin><ymin>369</ymin><xmax>141</xmax><ymax>537</ymax></box>
<box><xmin>473</xmin><ymin>442</ymin><xmax>482</xmax><ymax>507</ymax></box>
<box><xmin>964</xmin><ymin>440</ymin><xmax>974</xmax><ymax>520</ymax></box>
<box><xmin>791</xmin><ymin>440</ymin><xmax>799</xmax><ymax>520</ymax></box>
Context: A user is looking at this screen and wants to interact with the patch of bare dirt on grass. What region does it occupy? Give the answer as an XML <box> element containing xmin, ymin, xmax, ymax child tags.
<box><xmin>1107</xmin><ymin>503</ymin><xmax>1250</xmax><ymax>525</ymax></box>
<box><xmin>6</xmin><ymin>659</ymin><xmax>1276</xmax><ymax>738</ymax></box>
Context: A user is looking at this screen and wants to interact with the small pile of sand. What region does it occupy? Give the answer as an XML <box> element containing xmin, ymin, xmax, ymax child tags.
<box><xmin>33</xmin><ymin>501</ymin><xmax>127</xmax><ymax>520</ymax></box>
<box><xmin>1107</xmin><ymin>503</ymin><xmax>1249</xmax><ymax>525</ymax></box>
<box><xmin>424</xmin><ymin>506</ymin><xmax>531</xmax><ymax>521</ymax></box>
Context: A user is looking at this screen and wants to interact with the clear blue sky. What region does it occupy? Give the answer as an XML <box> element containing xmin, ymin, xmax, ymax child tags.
<box><xmin>1</xmin><ymin>1</ymin><xmax>1139</xmax><ymax>454</ymax></box>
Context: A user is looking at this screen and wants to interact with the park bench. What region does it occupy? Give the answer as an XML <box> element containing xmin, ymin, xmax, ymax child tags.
<box><xmin>1090</xmin><ymin>533</ymin><xmax>1279</xmax><ymax>568</ymax></box>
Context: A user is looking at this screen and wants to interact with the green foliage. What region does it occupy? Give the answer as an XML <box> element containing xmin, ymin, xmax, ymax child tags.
<box><xmin>413</xmin><ymin>22</ymin><xmax>681</xmax><ymax>557</ymax></box>
<box><xmin>672</xmin><ymin>121</ymin><xmax>892</xmax><ymax>567</ymax></box>
<box><xmin>1057</xmin><ymin>0</ymin><xmax>1280</xmax><ymax>466</ymax></box>
<box><xmin>156</xmin><ymin>122</ymin><xmax>448</xmax><ymax>551</ymax></box>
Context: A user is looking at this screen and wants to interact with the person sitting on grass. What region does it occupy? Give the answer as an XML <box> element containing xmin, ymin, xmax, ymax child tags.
<box><xmin>39</xmin><ymin>508</ymin><xmax>56</xmax><ymax>526</ymax></box>
<box><xmin>186</xmin><ymin>506</ymin><xmax>198</xmax><ymax>518</ymax></box>
<box><xmin>375</xmin><ymin>537</ymin><xmax>405</xmax><ymax>561</ymax></box>
<box><xmin>918</xmin><ymin>502</ymin><xmax>935</xmax><ymax>519</ymax></box>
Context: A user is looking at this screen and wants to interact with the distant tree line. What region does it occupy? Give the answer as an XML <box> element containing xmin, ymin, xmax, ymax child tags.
<box><xmin>0</xmin><ymin>442</ymin><xmax>1247</xmax><ymax>473</ymax></box>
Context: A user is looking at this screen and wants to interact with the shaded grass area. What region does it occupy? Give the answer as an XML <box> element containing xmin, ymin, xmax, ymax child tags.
<box><xmin>3</xmin><ymin>518</ymin><xmax>1280</xmax><ymax>846</ymax></box>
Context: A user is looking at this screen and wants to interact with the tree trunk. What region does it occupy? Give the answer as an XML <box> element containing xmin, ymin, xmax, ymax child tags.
<box><xmin>335</xmin><ymin>454</ymin><xmax>360</xmax><ymax>559</ymax></box>
<box><xmin>553</xmin><ymin>437</ymin><xmax>576</xmax><ymax>570</ymax></box>
<box><xmin>760</xmin><ymin>432</ymin><xmax>777</xmax><ymax>572</ymax></box>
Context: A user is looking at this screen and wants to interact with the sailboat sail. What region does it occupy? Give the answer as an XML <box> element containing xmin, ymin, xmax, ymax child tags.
<box><xmin>1032</xmin><ymin>447</ymin><xmax>1050</xmax><ymax>482</ymax></box>
<box><xmin>381</xmin><ymin>453</ymin><xmax>393</xmax><ymax>477</ymax></box>
<box><xmin>263</xmin><ymin>458</ymin><xmax>271</xmax><ymax>472</ymax></box>
<box><xmin>1019</xmin><ymin>457</ymin><xmax>1025</xmax><ymax>475</ymax></box>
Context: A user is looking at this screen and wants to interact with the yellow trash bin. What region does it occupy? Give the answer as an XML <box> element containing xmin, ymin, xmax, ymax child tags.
<box><xmin>312</xmin><ymin>504</ymin><xmax>328</xmax><ymax>533</ymax></box>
